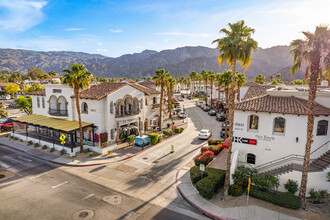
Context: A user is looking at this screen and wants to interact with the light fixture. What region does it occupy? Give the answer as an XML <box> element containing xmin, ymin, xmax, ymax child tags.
<box><xmin>296</xmin><ymin>137</ymin><xmax>299</xmax><ymax>143</ymax></box>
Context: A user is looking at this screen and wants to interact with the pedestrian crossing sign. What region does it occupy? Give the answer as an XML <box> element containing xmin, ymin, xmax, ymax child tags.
<box><xmin>59</xmin><ymin>134</ymin><xmax>66</xmax><ymax>141</ymax></box>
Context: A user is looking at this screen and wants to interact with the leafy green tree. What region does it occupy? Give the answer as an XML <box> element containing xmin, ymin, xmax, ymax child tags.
<box><xmin>14</xmin><ymin>96</ymin><xmax>32</xmax><ymax>114</ymax></box>
<box><xmin>290</xmin><ymin>25</ymin><xmax>330</xmax><ymax>200</ymax></box>
<box><xmin>48</xmin><ymin>71</ymin><xmax>57</xmax><ymax>78</ymax></box>
<box><xmin>63</xmin><ymin>63</ymin><xmax>93</xmax><ymax>153</ymax></box>
<box><xmin>0</xmin><ymin>104</ymin><xmax>9</xmax><ymax>119</ymax></box>
<box><xmin>4</xmin><ymin>83</ymin><xmax>20</xmax><ymax>97</ymax></box>
<box><xmin>28</xmin><ymin>67</ymin><xmax>48</xmax><ymax>80</ymax></box>
<box><xmin>28</xmin><ymin>83</ymin><xmax>45</xmax><ymax>92</ymax></box>
<box><xmin>271</xmin><ymin>80</ymin><xmax>279</xmax><ymax>85</ymax></box>
<box><xmin>212</xmin><ymin>20</ymin><xmax>258</xmax><ymax>195</ymax></box>
<box><xmin>255</xmin><ymin>74</ymin><xmax>265</xmax><ymax>84</ymax></box>
<box><xmin>166</xmin><ymin>77</ymin><xmax>176</xmax><ymax>119</ymax></box>
<box><xmin>189</xmin><ymin>71</ymin><xmax>198</xmax><ymax>97</ymax></box>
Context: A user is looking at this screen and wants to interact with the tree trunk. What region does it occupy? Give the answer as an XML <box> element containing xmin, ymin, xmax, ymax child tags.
<box><xmin>159</xmin><ymin>83</ymin><xmax>163</xmax><ymax>131</ymax></box>
<box><xmin>224</xmin><ymin>59</ymin><xmax>237</xmax><ymax>196</ymax></box>
<box><xmin>199</xmin><ymin>81</ymin><xmax>201</xmax><ymax>98</ymax></box>
<box><xmin>210</xmin><ymin>80</ymin><xmax>213</xmax><ymax>108</ymax></box>
<box><xmin>205</xmin><ymin>80</ymin><xmax>208</xmax><ymax>105</ymax></box>
<box><xmin>237</xmin><ymin>84</ymin><xmax>241</xmax><ymax>102</ymax></box>
<box><xmin>299</xmin><ymin>52</ymin><xmax>320</xmax><ymax>201</ymax></box>
<box><xmin>75</xmin><ymin>86</ymin><xmax>84</xmax><ymax>153</ymax></box>
<box><xmin>224</xmin><ymin>88</ymin><xmax>229</xmax><ymax>139</ymax></box>
<box><xmin>168</xmin><ymin>86</ymin><xmax>172</xmax><ymax>119</ymax></box>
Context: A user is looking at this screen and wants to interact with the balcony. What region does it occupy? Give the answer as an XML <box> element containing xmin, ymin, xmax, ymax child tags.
<box><xmin>48</xmin><ymin>108</ymin><xmax>68</xmax><ymax>116</ymax></box>
<box><xmin>116</xmin><ymin>109</ymin><xmax>141</xmax><ymax>118</ymax></box>
<box><xmin>152</xmin><ymin>103</ymin><xmax>160</xmax><ymax>110</ymax></box>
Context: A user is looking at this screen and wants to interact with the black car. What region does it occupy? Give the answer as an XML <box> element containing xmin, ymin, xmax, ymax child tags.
<box><xmin>203</xmin><ymin>106</ymin><xmax>211</xmax><ymax>112</ymax></box>
<box><xmin>216</xmin><ymin>113</ymin><xmax>226</xmax><ymax>121</ymax></box>
<box><xmin>208</xmin><ymin>109</ymin><xmax>216</xmax><ymax>116</ymax></box>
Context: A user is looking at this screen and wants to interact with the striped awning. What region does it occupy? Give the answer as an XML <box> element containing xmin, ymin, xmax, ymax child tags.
<box><xmin>12</xmin><ymin>114</ymin><xmax>93</xmax><ymax>132</ymax></box>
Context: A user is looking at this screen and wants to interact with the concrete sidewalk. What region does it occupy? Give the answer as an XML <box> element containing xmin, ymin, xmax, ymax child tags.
<box><xmin>176</xmin><ymin>167</ymin><xmax>300</xmax><ymax>220</ymax></box>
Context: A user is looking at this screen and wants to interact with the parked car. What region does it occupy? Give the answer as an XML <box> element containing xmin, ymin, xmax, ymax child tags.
<box><xmin>216</xmin><ymin>113</ymin><xmax>226</xmax><ymax>121</ymax></box>
<box><xmin>208</xmin><ymin>109</ymin><xmax>216</xmax><ymax>116</ymax></box>
<box><xmin>200</xmin><ymin>104</ymin><xmax>205</xmax><ymax>109</ymax></box>
<box><xmin>221</xmin><ymin>121</ymin><xmax>230</xmax><ymax>129</ymax></box>
<box><xmin>174</xmin><ymin>102</ymin><xmax>180</xmax><ymax>107</ymax></box>
<box><xmin>175</xmin><ymin>106</ymin><xmax>182</xmax><ymax>112</ymax></box>
<box><xmin>178</xmin><ymin>97</ymin><xmax>184</xmax><ymax>102</ymax></box>
<box><xmin>178</xmin><ymin>111</ymin><xmax>187</xmax><ymax>118</ymax></box>
<box><xmin>198</xmin><ymin>129</ymin><xmax>212</xmax><ymax>140</ymax></box>
<box><xmin>0</xmin><ymin>116</ymin><xmax>17</xmax><ymax>124</ymax></box>
<box><xmin>203</xmin><ymin>106</ymin><xmax>211</xmax><ymax>112</ymax></box>
<box><xmin>220</xmin><ymin>126</ymin><xmax>229</xmax><ymax>138</ymax></box>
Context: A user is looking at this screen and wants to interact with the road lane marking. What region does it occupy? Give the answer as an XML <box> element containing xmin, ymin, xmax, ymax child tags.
<box><xmin>83</xmin><ymin>193</ymin><xmax>95</xmax><ymax>200</ymax></box>
<box><xmin>17</xmin><ymin>155</ymin><xmax>32</xmax><ymax>162</ymax></box>
<box><xmin>0</xmin><ymin>161</ymin><xmax>11</xmax><ymax>168</ymax></box>
<box><xmin>51</xmin><ymin>181</ymin><xmax>68</xmax><ymax>189</ymax></box>
<box><xmin>30</xmin><ymin>172</ymin><xmax>48</xmax><ymax>180</ymax></box>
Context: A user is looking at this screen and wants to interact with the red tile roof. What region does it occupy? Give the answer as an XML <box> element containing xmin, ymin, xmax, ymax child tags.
<box><xmin>128</xmin><ymin>83</ymin><xmax>160</xmax><ymax>95</ymax></box>
<box><xmin>242</xmin><ymin>85</ymin><xmax>275</xmax><ymax>100</ymax></box>
<box><xmin>26</xmin><ymin>89</ymin><xmax>46</xmax><ymax>96</ymax></box>
<box><xmin>138</xmin><ymin>80</ymin><xmax>155</xmax><ymax>88</ymax></box>
<box><xmin>235</xmin><ymin>95</ymin><xmax>330</xmax><ymax>116</ymax></box>
<box><xmin>75</xmin><ymin>82</ymin><xmax>127</xmax><ymax>100</ymax></box>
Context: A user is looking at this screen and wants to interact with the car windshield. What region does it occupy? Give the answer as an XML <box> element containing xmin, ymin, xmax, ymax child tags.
<box><xmin>200</xmin><ymin>130</ymin><xmax>208</xmax><ymax>133</ymax></box>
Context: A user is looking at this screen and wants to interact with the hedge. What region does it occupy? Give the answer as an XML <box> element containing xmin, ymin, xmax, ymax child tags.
<box><xmin>194</xmin><ymin>150</ymin><xmax>214</xmax><ymax>166</ymax></box>
<box><xmin>200</xmin><ymin>146</ymin><xmax>209</xmax><ymax>154</ymax></box>
<box><xmin>149</xmin><ymin>133</ymin><xmax>159</xmax><ymax>145</ymax></box>
<box><xmin>163</xmin><ymin>129</ymin><xmax>173</xmax><ymax>136</ymax></box>
<box><xmin>127</xmin><ymin>135</ymin><xmax>136</xmax><ymax>146</ymax></box>
<box><xmin>172</xmin><ymin>126</ymin><xmax>184</xmax><ymax>133</ymax></box>
<box><xmin>249</xmin><ymin>187</ymin><xmax>301</xmax><ymax>209</ymax></box>
<box><xmin>208</xmin><ymin>139</ymin><xmax>223</xmax><ymax>145</ymax></box>
<box><xmin>195</xmin><ymin>168</ymin><xmax>226</xmax><ymax>199</ymax></box>
<box><xmin>229</xmin><ymin>184</ymin><xmax>243</xmax><ymax>196</ymax></box>
<box><xmin>157</xmin><ymin>136</ymin><xmax>162</xmax><ymax>143</ymax></box>
<box><xmin>208</xmin><ymin>145</ymin><xmax>222</xmax><ymax>155</ymax></box>
<box><xmin>190</xmin><ymin>166</ymin><xmax>209</xmax><ymax>184</ymax></box>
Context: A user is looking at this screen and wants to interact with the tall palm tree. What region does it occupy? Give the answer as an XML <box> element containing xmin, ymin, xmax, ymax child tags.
<box><xmin>201</xmin><ymin>70</ymin><xmax>209</xmax><ymax>105</ymax></box>
<box><xmin>189</xmin><ymin>71</ymin><xmax>198</xmax><ymax>97</ymax></box>
<box><xmin>212</xmin><ymin>20</ymin><xmax>258</xmax><ymax>195</ymax></box>
<box><xmin>197</xmin><ymin>74</ymin><xmax>202</xmax><ymax>98</ymax></box>
<box><xmin>236</xmin><ymin>72</ymin><xmax>247</xmax><ymax>102</ymax></box>
<box><xmin>167</xmin><ymin>77</ymin><xmax>176</xmax><ymax>120</ymax></box>
<box><xmin>63</xmin><ymin>63</ymin><xmax>93</xmax><ymax>153</ymax></box>
<box><xmin>290</xmin><ymin>25</ymin><xmax>330</xmax><ymax>200</ymax></box>
<box><xmin>208</xmin><ymin>71</ymin><xmax>216</xmax><ymax>108</ymax></box>
<box><xmin>255</xmin><ymin>74</ymin><xmax>265</xmax><ymax>84</ymax></box>
<box><xmin>216</xmin><ymin>72</ymin><xmax>222</xmax><ymax>107</ymax></box>
<box><xmin>152</xmin><ymin>69</ymin><xmax>170</xmax><ymax>131</ymax></box>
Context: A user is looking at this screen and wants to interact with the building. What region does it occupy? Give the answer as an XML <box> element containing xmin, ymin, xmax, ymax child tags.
<box><xmin>231</xmin><ymin>85</ymin><xmax>330</xmax><ymax>192</ymax></box>
<box><xmin>11</xmin><ymin>82</ymin><xmax>161</xmax><ymax>154</ymax></box>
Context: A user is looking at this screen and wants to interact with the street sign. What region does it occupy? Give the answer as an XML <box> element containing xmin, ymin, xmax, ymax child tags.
<box><xmin>61</xmin><ymin>141</ymin><xmax>65</xmax><ymax>145</ymax></box>
<box><xmin>59</xmin><ymin>134</ymin><xmax>66</xmax><ymax>141</ymax></box>
<box><xmin>200</xmin><ymin>164</ymin><xmax>205</xmax><ymax>172</ymax></box>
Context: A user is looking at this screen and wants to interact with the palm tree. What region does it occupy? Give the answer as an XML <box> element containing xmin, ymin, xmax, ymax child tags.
<box><xmin>197</xmin><ymin>74</ymin><xmax>202</xmax><ymax>98</ymax></box>
<box><xmin>290</xmin><ymin>25</ymin><xmax>330</xmax><ymax>201</ymax></box>
<box><xmin>255</xmin><ymin>74</ymin><xmax>265</xmax><ymax>84</ymax></box>
<box><xmin>167</xmin><ymin>77</ymin><xmax>176</xmax><ymax>120</ymax></box>
<box><xmin>63</xmin><ymin>63</ymin><xmax>93</xmax><ymax>153</ymax></box>
<box><xmin>152</xmin><ymin>69</ymin><xmax>170</xmax><ymax>131</ymax></box>
<box><xmin>48</xmin><ymin>71</ymin><xmax>57</xmax><ymax>78</ymax></box>
<box><xmin>208</xmin><ymin>71</ymin><xmax>216</xmax><ymax>108</ymax></box>
<box><xmin>236</xmin><ymin>72</ymin><xmax>247</xmax><ymax>102</ymax></box>
<box><xmin>190</xmin><ymin>71</ymin><xmax>198</xmax><ymax>97</ymax></box>
<box><xmin>201</xmin><ymin>70</ymin><xmax>209</xmax><ymax>105</ymax></box>
<box><xmin>218</xmin><ymin>69</ymin><xmax>232</xmax><ymax>139</ymax></box>
<box><xmin>212</xmin><ymin>20</ymin><xmax>258</xmax><ymax>195</ymax></box>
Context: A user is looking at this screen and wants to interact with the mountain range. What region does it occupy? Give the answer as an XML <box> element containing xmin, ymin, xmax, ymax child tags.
<box><xmin>0</xmin><ymin>46</ymin><xmax>304</xmax><ymax>81</ymax></box>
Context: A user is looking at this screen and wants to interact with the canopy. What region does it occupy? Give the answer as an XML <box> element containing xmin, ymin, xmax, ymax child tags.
<box><xmin>12</xmin><ymin>114</ymin><xmax>93</xmax><ymax>132</ymax></box>
<box><xmin>222</xmin><ymin>138</ymin><xmax>229</xmax><ymax>149</ymax></box>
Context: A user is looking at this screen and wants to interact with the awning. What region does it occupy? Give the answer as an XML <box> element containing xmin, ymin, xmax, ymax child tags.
<box><xmin>222</xmin><ymin>138</ymin><xmax>229</xmax><ymax>149</ymax></box>
<box><xmin>12</xmin><ymin>114</ymin><xmax>93</xmax><ymax>132</ymax></box>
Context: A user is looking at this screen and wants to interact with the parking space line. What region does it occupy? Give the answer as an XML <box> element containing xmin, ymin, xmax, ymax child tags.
<box><xmin>51</xmin><ymin>181</ymin><xmax>68</xmax><ymax>189</ymax></box>
<box><xmin>83</xmin><ymin>193</ymin><xmax>95</xmax><ymax>200</ymax></box>
<box><xmin>30</xmin><ymin>172</ymin><xmax>48</xmax><ymax>180</ymax></box>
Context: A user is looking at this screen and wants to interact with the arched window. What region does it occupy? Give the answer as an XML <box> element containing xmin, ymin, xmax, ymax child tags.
<box><xmin>317</xmin><ymin>120</ymin><xmax>328</xmax><ymax>136</ymax></box>
<box><xmin>116</xmin><ymin>100</ymin><xmax>124</xmax><ymax>117</ymax></box>
<box><xmin>133</xmin><ymin>99</ymin><xmax>139</xmax><ymax>114</ymax></box>
<box><xmin>57</xmin><ymin>96</ymin><xmax>67</xmax><ymax>115</ymax></box>
<box><xmin>42</xmin><ymin>97</ymin><xmax>45</xmax><ymax>109</ymax></box>
<box><xmin>248</xmin><ymin>115</ymin><xmax>259</xmax><ymax>130</ymax></box>
<box><xmin>110</xmin><ymin>101</ymin><xmax>114</xmax><ymax>114</ymax></box>
<box><xmin>124</xmin><ymin>96</ymin><xmax>132</xmax><ymax>115</ymax></box>
<box><xmin>37</xmin><ymin>97</ymin><xmax>40</xmax><ymax>108</ymax></box>
<box><xmin>247</xmin><ymin>153</ymin><xmax>256</xmax><ymax>164</ymax></box>
<box><xmin>82</xmin><ymin>102</ymin><xmax>88</xmax><ymax>113</ymax></box>
<box><xmin>145</xmin><ymin>98</ymin><xmax>148</xmax><ymax>106</ymax></box>
<box><xmin>273</xmin><ymin>117</ymin><xmax>285</xmax><ymax>133</ymax></box>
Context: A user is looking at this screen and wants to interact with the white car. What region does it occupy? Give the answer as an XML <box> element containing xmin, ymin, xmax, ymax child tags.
<box><xmin>178</xmin><ymin>111</ymin><xmax>186</xmax><ymax>118</ymax></box>
<box><xmin>198</xmin><ymin>129</ymin><xmax>212</xmax><ymax>140</ymax></box>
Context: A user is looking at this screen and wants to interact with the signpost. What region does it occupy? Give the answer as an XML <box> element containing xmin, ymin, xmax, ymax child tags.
<box><xmin>200</xmin><ymin>164</ymin><xmax>205</xmax><ymax>180</ymax></box>
<box><xmin>59</xmin><ymin>134</ymin><xmax>66</xmax><ymax>154</ymax></box>
<box><xmin>247</xmin><ymin>177</ymin><xmax>251</xmax><ymax>205</ymax></box>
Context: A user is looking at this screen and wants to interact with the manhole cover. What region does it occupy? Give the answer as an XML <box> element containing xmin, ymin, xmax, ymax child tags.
<box><xmin>73</xmin><ymin>209</ymin><xmax>94</xmax><ymax>220</ymax></box>
<box><xmin>103</xmin><ymin>195</ymin><xmax>121</xmax><ymax>205</ymax></box>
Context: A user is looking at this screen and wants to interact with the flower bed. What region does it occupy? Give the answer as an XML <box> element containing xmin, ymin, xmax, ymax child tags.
<box><xmin>194</xmin><ymin>150</ymin><xmax>214</xmax><ymax>166</ymax></box>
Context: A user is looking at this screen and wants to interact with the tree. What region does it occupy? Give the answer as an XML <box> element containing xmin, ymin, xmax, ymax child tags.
<box><xmin>0</xmin><ymin>104</ymin><xmax>9</xmax><ymax>119</ymax></box>
<box><xmin>201</xmin><ymin>70</ymin><xmax>209</xmax><ymax>105</ymax></box>
<box><xmin>197</xmin><ymin>73</ymin><xmax>202</xmax><ymax>97</ymax></box>
<box><xmin>28</xmin><ymin>67</ymin><xmax>48</xmax><ymax>80</ymax></box>
<box><xmin>167</xmin><ymin>77</ymin><xmax>176</xmax><ymax>120</ymax></box>
<box><xmin>271</xmin><ymin>80</ymin><xmax>279</xmax><ymax>85</ymax></box>
<box><xmin>28</xmin><ymin>83</ymin><xmax>45</xmax><ymax>92</ymax></box>
<box><xmin>255</xmin><ymin>74</ymin><xmax>265</xmax><ymax>84</ymax></box>
<box><xmin>208</xmin><ymin>71</ymin><xmax>216</xmax><ymax>108</ymax></box>
<box><xmin>63</xmin><ymin>63</ymin><xmax>93</xmax><ymax>153</ymax></box>
<box><xmin>189</xmin><ymin>71</ymin><xmax>198</xmax><ymax>97</ymax></box>
<box><xmin>290</xmin><ymin>25</ymin><xmax>330</xmax><ymax>201</ymax></box>
<box><xmin>236</xmin><ymin>72</ymin><xmax>247</xmax><ymax>102</ymax></box>
<box><xmin>48</xmin><ymin>71</ymin><xmax>57</xmax><ymax>78</ymax></box>
<box><xmin>152</xmin><ymin>69</ymin><xmax>170</xmax><ymax>131</ymax></box>
<box><xmin>14</xmin><ymin>96</ymin><xmax>32</xmax><ymax>114</ymax></box>
<box><xmin>4</xmin><ymin>83</ymin><xmax>20</xmax><ymax>97</ymax></box>
<box><xmin>212</xmin><ymin>20</ymin><xmax>258</xmax><ymax>195</ymax></box>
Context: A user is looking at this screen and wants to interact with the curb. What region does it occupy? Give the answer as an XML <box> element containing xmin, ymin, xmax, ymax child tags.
<box><xmin>0</xmin><ymin>126</ymin><xmax>187</xmax><ymax>167</ymax></box>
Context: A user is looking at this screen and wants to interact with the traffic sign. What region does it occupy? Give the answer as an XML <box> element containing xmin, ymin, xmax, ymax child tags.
<box><xmin>59</xmin><ymin>134</ymin><xmax>66</xmax><ymax>141</ymax></box>
<box><xmin>61</xmin><ymin>141</ymin><xmax>65</xmax><ymax>145</ymax></box>
<box><xmin>200</xmin><ymin>164</ymin><xmax>205</xmax><ymax>172</ymax></box>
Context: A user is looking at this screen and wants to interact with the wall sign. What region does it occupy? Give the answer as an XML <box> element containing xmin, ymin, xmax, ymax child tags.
<box><xmin>255</xmin><ymin>135</ymin><xmax>275</xmax><ymax>142</ymax></box>
<box><xmin>233</xmin><ymin>136</ymin><xmax>257</xmax><ymax>145</ymax></box>
<box><xmin>53</xmin><ymin>89</ymin><xmax>62</xmax><ymax>93</ymax></box>
<box><xmin>234</xmin><ymin>122</ymin><xmax>244</xmax><ymax>131</ymax></box>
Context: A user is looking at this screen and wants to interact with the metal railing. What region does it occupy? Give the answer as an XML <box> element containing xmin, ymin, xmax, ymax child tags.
<box><xmin>48</xmin><ymin>108</ymin><xmax>68</xmax><ymax>116</ymax></box>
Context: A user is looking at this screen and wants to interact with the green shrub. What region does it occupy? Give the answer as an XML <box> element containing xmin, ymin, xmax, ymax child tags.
<box><xmin>309</xmin><ymin>188</ymin><xmax>328</xmax><ymax>204</ymax></box>
<box><xmin>163</xmin><ymin>129</ymin><xmax>173</xmax><ymax>136</ymax></box>
<box><xmin>172</xmin><ymin>127</ymin><xmax>183</xmax><ymax>133</ymax></box>
<box><xmin>327</xmin><ymin>172</ymin><xmax>330</xmax><ymax>182</ymax></box>
<box><xmin>232</xmin><ymin>166</ymin><xmax>253</xmax><ymax>187</ymax></box>
<box><xmin>229</xmin><ymin>184</ymin><xmax>243</xmax><ymax>196</ymax></box>
<box><xmin>34</xmin><ymin>143</ymin><xmax>39</xmax><ymax>148</ymax></box>
<box><xmin>250</xmin><ymin>187</ymin><xmax>301</xmax><ymax>209</ymax></box>
<box><xmin>208</xmin><ymin>145</ymin><xmax>222</xmax><ymax>155</ymax></box>
<box><xmin>195</xmin><ymin>168</ymin><xmax>226</xmax><ymax>199</ymax></box>
<box><xmin>253</xmin><ymin>173</ymin><xmax>280</xmax><ymax>190</ymax></box>
<box><xmin>200</xmin><ymin>146</ymin><xmax>209</xmax><ymax>154</ymax></box>
<box><xmin>107</xmin><ymin>150</ymin><xmax>111</xmax><ymax>154</ymax></box>
<box><xmin>89</xmin><ymin>152</ymin><xmax>94</xmax><ymax>157</ymax></box>
<box><xmin>50</xmin><ymin>147</ymin><xmax>55</xmax><ymax>152</ymax></box>
<box><xmin>60</xmin><ymin>149</ymin><xmax>66</xmax><ymax>155</ymax></box>
<box><xmin>190</xmin><ymin>166</ymin><xmax>208</xmax><ymax>184</ymax></box>
<box><xmin>157</xmin><ymin>136</ymin><xmax>162</xmax><ymax>143</ymax></box>
<box><xmin>127</xmin><ymin>135</ymin><xmax>136</xmax><ymax>146</ymax></box>
<box><xmin>27</xmin><ymin>140</ymin><xmax>33</xmax><ymax>146</ymax></box>
<box><xmin>42</xmin><ymin>145</ymin><xmax>48</xmax><ymax>150</ymax></box>
<box><xmin>149</xmin><ymin>133</ymin><xmax>159</xmax><ymax>145</ymax></box>
<box><xmin>284</xmin><ymin>179</ymin><xmax>299</xmax><ymax>195</ymax></box>
<box><xmin>208</xmin><ymin>139</ymin><xmax>215</xmax><ymax>145</ymax></box>
<box><xmin>214</xmin><ymin>139</ymin><xmax>223</xmax><ymax>145</ymax></box>
<box><xmin>20</xmin><ymin>140</ymin><xmax>23</xmax><ymax>142</ymax></box>
<box><xmin>194</xmin><ymin>151</ymin><xmax>214</xmax><ymax>166</ymax></box>
<box><xmin>86</xmin><ymin>148</ymin><xmax>91</xmax><ymax>152</ymax></box>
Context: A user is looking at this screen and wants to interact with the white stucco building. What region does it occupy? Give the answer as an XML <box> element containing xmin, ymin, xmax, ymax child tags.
<box><xmin>12</xmin><ymin>82</ymin><xmax>161</xmax><ymax>154</ymax></box>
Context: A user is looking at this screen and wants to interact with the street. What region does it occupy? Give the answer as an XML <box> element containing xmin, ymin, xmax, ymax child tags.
<box><xmin>0</xmin><ymin>99</ymin><xmax>221</xmax><ymax>220</ymax></box>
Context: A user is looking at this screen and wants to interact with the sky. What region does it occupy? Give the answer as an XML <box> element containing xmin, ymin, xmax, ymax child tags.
<box><xmin>0</xmin><ymin>0</ymin><xmax>329</xmax><ymax>57</ymax></box>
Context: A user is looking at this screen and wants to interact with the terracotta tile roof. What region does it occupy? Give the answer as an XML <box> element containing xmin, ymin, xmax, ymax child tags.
<box><xmin>138</xmin><ymin>80</ymin><xmax>155</xmax><ymax>88</ymax></box>
<box><xmin>243</xmin><ymin>81</ymin><xmax>263</xmax><ymax>87</ymax></box>
<box><xmin>122</xmin><ymin>79</ymin><xmax>136</xmax><ymax>83</ymax></box>
<box><xmin>242</xmin><ymin>85</ymin><xmax>275</xmax><ymax>100</ymax></box>
<box><xmin>75</xmin><ymin>82</ymin><xmax>127</xmax><ymax>100</ymax></box>
<box><xmin>26</xmin><ymin>89</ymin><xmax>46</xmax><ymax>96</ymax></box>
<box><xmin>235</xmin><ymin>95</ymin><xmax>330</xmax><ymax>116</ymax></box>
<box><xmin>128</xmin><ymin>83</ymin><xmax>160</xmax><ymax>95</ymax></box>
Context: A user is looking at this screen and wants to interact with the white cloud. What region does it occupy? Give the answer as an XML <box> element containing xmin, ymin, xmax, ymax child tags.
<box><xmin>134</xmin><ymin>46</ymin><xmax>143</xmax><ymax>49</ymax></box>
<box><xmin>97</xmin><ymin>42</ymin><xmax>102</xmax><ymax>45</ymax></box>
<box><xmin>109</xmin><ymin>29</ymin><xmax>123</xmax><ymax>33</ymax></box>
<box><xmin>96</xmin><ymin>48</ymin><xmax>107</xmax><ymax>52</ymax></box>
<box><xmin>65</xmin><ymin>28</ymin><xmax>85</xmax><ymax>31</ymax></box>
<box><xmin>0</xmin><ymin>0</ymin><xmax>47</xmax><ymax>31</ymax></box>
<box><xmin>154</xmin><ymin>32</ymin><xmax>210</xmax><ymax>37</ymax></box>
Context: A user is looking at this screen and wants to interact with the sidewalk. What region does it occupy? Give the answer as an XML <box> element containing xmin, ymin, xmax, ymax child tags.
<box><xmin>176</xmin><ymin>167</ymin><xmax>300</xmax><ymax>220</ymax></box>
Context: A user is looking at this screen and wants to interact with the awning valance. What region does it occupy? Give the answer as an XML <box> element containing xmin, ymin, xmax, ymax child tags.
<box><xmin>12</xmin><ymin>114</ymin><xmax>93</xmax><ymax>132</ymax></box>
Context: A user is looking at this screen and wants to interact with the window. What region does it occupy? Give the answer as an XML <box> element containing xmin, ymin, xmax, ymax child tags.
<box><xmin>153</xmin><ymin>97</ymin><xmax>156</xmax><ymax>104</ymax></box>
<box><xmin>82</xmin><ymin>102</ymin><xmax>88</xmax><ymax>113</ymax></box>
<box><xmin>317</xmin><ymin>120</ymin><xmax>328</xmax><ymax>136</ymax></box>
<box><xmin>110</xmin><ymin>102</ymin><xmax>114</xmax><ymax>114</ymax></box>
<box><xmin>37</xmin><ymin>97</ymin><xmax>40</xmax><ymax>108</ymax></box>
<box><xmin>247</xmin><ymin>153</ymin><xmax>256</xmax><ymax>164</ymax></box>
<box><xmin>42</xmin><ymin>97</ymin><xmax>45</xmax><ymax>109</ymax></box>
<box><xmin>145</xmin><ymin>98</ymin><xmax>148</xmax><ymax>106</ymax></box>
<box><xmin>273</xmin><ymin>117</ymin><xmax>285</xmax><ymax>133</ymax></box>
<box><xmin>248</xmin><ymin>115</ymin><xmax>259</xmax><ymax>130</ymax></box>
<box><xmin>111</xmin><ymin>129</ymin><xmax>114</xmax><ymax>140</ymax></box>
<box><xmin>140</xmin><ymin>99</ymin><xmax>143</xmax><ymax>109</ymax></box>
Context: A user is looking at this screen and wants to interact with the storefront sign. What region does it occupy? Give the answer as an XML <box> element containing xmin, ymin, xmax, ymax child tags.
<box><xmin>255</xmin><ymin>135</ymin><xmax>275</xmax><ymax>142</ymax></box>
<box><xmin>233</xmin><ymin>136</ymin><xmax>257</xmax><ymax>145</ymax></box>
<box><xmin>53</xmin><ymin>89</ymin><xmax>62</xmax><ymax>93</ymax></box>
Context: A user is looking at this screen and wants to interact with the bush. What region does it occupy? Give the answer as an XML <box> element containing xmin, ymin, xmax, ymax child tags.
<box><xmin>172</xmin><ymin>127</ymin><xmax>184</xmax><ymax>133</ymax></box>
<box><xmin>208</xmin><ymin>139</ymin><xmax>215</xmax><ymax>145</ymax></box>
<box><xmin>250</xmin><ymin>187</ymin><xmax>301</xmax><ymax>209</ymax></box>
<box><xmin>34</xmin><ymin>143</ymin><xmax>39</xmax><ymax>148</ymax></box>
<box><xmin>42</xmin><ymin>145</ymin><xmax>48</xmax><ymax>150</ymax></box>
<box><xmin>163</xmin><ymin>129</ymin><xmax>173</xmax><ymax>136</ymax></box>
<box><xmin>60</xmin><ymin>149</ymin><xmax>66</xmax><ymax>155</ymax></box>
<box><xmin>27</xmin><ymin>140</ymin><xmax>33</xmax><ymax>146</ymax></box>
<box><xmin>229</xmin><ymin>184</ymin><xmax>243</xmax><ymax>196</ymax></box>
<box><xmin>5</xmin><ymin>134</ymin><xmax>8</xmax><ymax>138</ymax></box>
<box><xmin>309</xmin><ymin>188</ymin><xmax>328</xmax><ymax>204</ymax></box>
<box><xmin>127</xmin><ymin>135</ymin><xmax>136</xmax><ymax>146</ymax></box>
<box><xmin>284</xmin><ymin>179</ymin><xmax>299</xmax><ymax>195</ymax></box>
<box><xmin>194</xmin><ymin>151</ymin><xmax>214</xmax><ymax>166</ymax></box>
<box><xmin>253</xmin><ymin>173</ymin><xmax>280</xmax><ymax>190</ymax></box>
<box><xmin>232</xmin><ymin>166</ymin><xmax>253</xmax><ymax>187</ymax></box>
<box><xmin>107</xmin><ymin>150</ymin><xmax>111</xmax><ymax>154</ymax></box>
<box><xmin>190</xmin><ymin>166</ymin><xmax>209</xmax><ymax>184</ymax></box>
<box><xmin>208</xmin><ymin>139</ymin><xmax>223</xmax><ymax>145</ymax></box>
<box><xmin>149</xmin><ymin>133</ymin><xmax>159</xmax><ymax>145</ymax></box>
<box><xmin>157</xmin><ymin>136</ymin><xmax>162</xmax><ymax>143</ymax></box>
<box><xmin>195</xmin><ymin>168</ymin><xmax>226</xmax><ymax>199</ymax></box>
<box><xmin>89</xmin><ymin>152</ymin><xmax>94</xmax><ymax>157</ymax></box>
<box><xmin>100</xmin><ymin>132</ymin><xmax>108</xmax><ymax>144</ymax></box>
<box><xmin>50</xmin><ymin>147</ymin><xmax>55</xmax><ymax>152</ymax></box>
<box><xmin>86</xmin><ymin>148</ymin><xmax>91</xmax><ymax>152</ymax></box>
<box><xmin>20</xmin><ymin>140</ymin><xmax>23</xmax><ymax>142</ymax></box>
<box><xmin>200</xmin><ymin>146</ymin><xmax>209</xmax><ymax>154</ymax></box>
<box><xmin>208</xmin><ymin>145</ymin><xmax>222</xmax><ymax>155</ymax></box>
